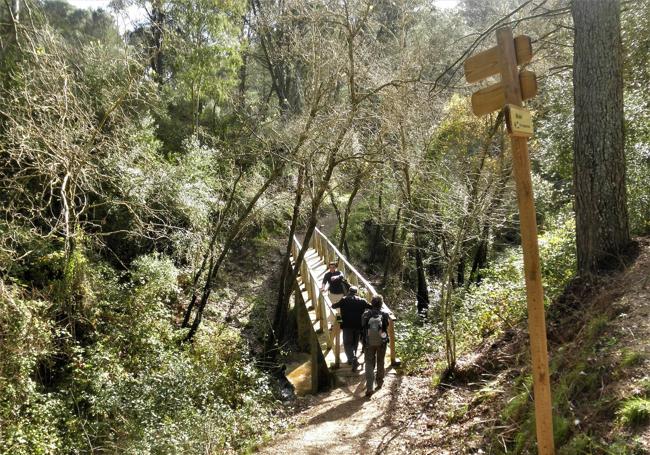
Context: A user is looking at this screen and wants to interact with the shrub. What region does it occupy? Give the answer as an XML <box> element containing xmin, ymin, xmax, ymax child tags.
<box><xmin>539</xmin><ymin>213</ymin><xmax>577</xmax><ymax>299</ymax></box>
<box><xmin>0</xmin><ymin>285</ymin><xmax>63</xmax><ymax>454</ymax></box>
<box><xmin>1</xmin><ymin>251</ymin><xmax>281</xmax><ymax>454</ymax></box>
<box><xmin>461</xmin><ymin>247</ymin><xmax>527</xmax><ymax>343</ymax></box>
<box><xmin>618</xmin><ymin>398</ymin><xmax>650</xmax><ymax>427</ymax></box>
<box><xmin>621</xmin><ymin>350</ymin><xmax>645</xmax><ymax>368</ymax></box>
<box><xmin>395</xmin><ymin>314</ymin><xmax>442</xmax><ymax>375</ymax></box>
<box><xmin>559</xmin><ymin>433</ymin><xmax>595</xmax><ymax>455</ymax></box>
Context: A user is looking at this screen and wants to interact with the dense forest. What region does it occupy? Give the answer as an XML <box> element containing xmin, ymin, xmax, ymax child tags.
<box><xmin>1</xmin><ymin>0</ymin><xmax>649</xmax><ymax>453</ymax></box>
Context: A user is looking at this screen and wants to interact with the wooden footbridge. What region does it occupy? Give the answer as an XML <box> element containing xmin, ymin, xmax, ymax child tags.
<box><xmin>286</xmin><ymin>227</ymin><xmax>398</xmax><ymax>394</ymax></box>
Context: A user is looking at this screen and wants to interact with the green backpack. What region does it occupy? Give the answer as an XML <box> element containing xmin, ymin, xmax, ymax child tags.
<box><xmin>366</xmin><ymin>311</ymin><xmax>384</xmax><ymax>347</ymax></box>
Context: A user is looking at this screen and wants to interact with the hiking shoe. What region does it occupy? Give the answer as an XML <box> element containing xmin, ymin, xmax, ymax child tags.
<box><xmin>365</xmin><ymin>390</ymin><xmax>373</xmax><ymax>398</ymax></box>
<box><xmin>351</xmin><ymin>359</ymin><xmax>359</xmax><ymax>372</ymax></box>
<box><xmin>376</xmin><ymin>379</ymin><xmax>383</xmax><ymax>390</ymax></box>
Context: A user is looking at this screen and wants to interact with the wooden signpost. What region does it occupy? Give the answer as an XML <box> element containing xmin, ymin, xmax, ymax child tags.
<box><xmin>464</xmin><ymin>28</ymin><xmax>555</xmax><ymax>455</ymax></box>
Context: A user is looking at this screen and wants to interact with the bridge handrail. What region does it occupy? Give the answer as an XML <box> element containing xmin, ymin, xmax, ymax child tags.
<box><xmin>313</xmin><ymin>227</ymin><xmax>396</xmax><ymax>320</ymax></box>
<box><xmin>292</xmin><ymin>234</ymin><xmax>339</xmax><ymax>347</ymax></box>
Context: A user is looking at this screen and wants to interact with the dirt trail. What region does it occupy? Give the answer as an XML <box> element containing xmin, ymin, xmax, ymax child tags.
<box><xmin>257</xmin><ymin>370</ymin><xmax>433</xmax><ymax>454</ymax></box>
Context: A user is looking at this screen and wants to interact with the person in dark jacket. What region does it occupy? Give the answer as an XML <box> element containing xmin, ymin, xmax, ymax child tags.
<box><xmin>332</xmin><ymin>286</ymin><xmax>370</xmax><ymax>371</ymax></box>
<box><xmin>361</xmin><ymin>294</ymin><xmax>390</xmax><ymax>397</ymax></box>
<box><xmin>321</xmin><ymin>261</ymin><xmax>346</xmax><ymax>305</ymax></box>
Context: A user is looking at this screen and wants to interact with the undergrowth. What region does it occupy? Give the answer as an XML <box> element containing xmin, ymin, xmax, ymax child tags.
<box><xmin>0</xmin><ymin>249</ymin><xmax>281</xmax><ymax>454</ymax></box>
<box><xmin>395</xmin><ymin>212</ymin><xmax>576</xmax><ymax>374</ymax></box>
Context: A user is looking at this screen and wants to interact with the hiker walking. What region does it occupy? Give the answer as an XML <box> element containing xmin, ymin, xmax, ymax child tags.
<box><xmin>332</xmin><ymin>286</ymin><xmax>370</xmax><ymax>371</ymax></box>
<box><xmin>362</xmin><ymin>294</ymin><xmax>390</xmax><ymax>397</ymax></box>
<box><xmin>321</xmin><ymin>261</ymin><xmax>346</xmax><ymax>305</ymax></box>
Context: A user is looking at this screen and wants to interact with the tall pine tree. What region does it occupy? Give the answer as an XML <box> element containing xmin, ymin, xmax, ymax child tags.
<box><xmin>572</xmin><ymin>0</ymin><xmax>630</xmax><ymax>275</ymax></box>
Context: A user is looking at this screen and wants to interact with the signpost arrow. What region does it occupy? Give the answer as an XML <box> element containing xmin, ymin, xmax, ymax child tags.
<box><xmin>464</xmin><ymin>35</ymin><xmax>533</xmax><ymax>83</ymax></box>
<box><xmin>471</xmin><ymin>70</ymin><xmax>538</xmax><ymax>116</ymax></box>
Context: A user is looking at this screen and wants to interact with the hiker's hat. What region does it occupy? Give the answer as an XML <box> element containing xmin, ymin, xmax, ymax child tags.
<box><xmin>349</xmin><ymin>285</ymin><xmax>358</xmax><ymax>294</ymax></box>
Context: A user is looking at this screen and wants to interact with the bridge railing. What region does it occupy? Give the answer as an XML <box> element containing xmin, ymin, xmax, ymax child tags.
<box><xmin>309</xmin><ymin>227</ymin><xmax>398</xmax><ymax>366</ymax></box>
<box><xmin>291</xmin><ymin>235</ymin><xmax>342</xmax><ymax>364</ymax></box>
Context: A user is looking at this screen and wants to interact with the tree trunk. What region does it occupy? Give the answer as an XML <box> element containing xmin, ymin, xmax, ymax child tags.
<box><xmin>182</xmin><ymin>169</ymin><xmax>244</xmax><ymax>328</ymax></box>
<box><xmin>369</xmin><ymin>177</ymin><xmax>383</xmax><ymax>265</ymax></box>
<box><xmin>456</xmin><ymin>255</ymin><xmax>465</xmax><ymax>287</ymax></box>
<box><xmin>572</xmin><ymin>0</ymin><xmax>630</xmax><ymax>275</ymax></box>
<box><xmin>327</xmin><ymin>188</ymin><xmax>350</xmax><ymax>257</ymax></box>
<box><xmin>414</xmin><ymin>233</ymin><xmax>429</xmax><ymax>315</ymax></box>
<box><xmin>184</xmin><ymin>166</ymin><xmax>283</xmax><ymax>341</ymax></box>
<box><xmin>469</xmin><ymin>224</ymin><xmax>489</xmax><ymax>284</ymax></box>
<box><xmin>383</xmin><ymin>207</ymin><xmax>402</xmax><ymax>284</ymax></box>
<box><xmin>12</xmin><ymin>0</ymin><xmax>19</xmax><ymax>21</ymax></box>
<box><xmin>265</xmin><ymin>151</ymin><xmax>340</xmax><ymax>358</ymax></box>
<box><xmin>337</xmin><ymin>172</ymin><xmax>362</xmax><ymax>258</ymax></box>
<box><xmin>151</xmin><ymin>0</ymin><xmax>165</xmax><ymax>85</ymax></box>
<box><xmin>267</xmin><ymin>168</ymin><xmax>305</xmax><ymax>355</ymax></box>
<box><xmin>238</xmin><ymin>12</ymin><xmax>251</xmax><ymax>102</ymax></box>
<box><xmin>251</xmin><ymin>0</ymin><xmax>303</xmax><ymax>115</ymax></box>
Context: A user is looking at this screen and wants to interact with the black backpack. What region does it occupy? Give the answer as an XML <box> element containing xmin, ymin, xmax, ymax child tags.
<box><xmin>341</xmin><ymin>277</ymin><xmax>351</xmax><ymax>294</ymax></box>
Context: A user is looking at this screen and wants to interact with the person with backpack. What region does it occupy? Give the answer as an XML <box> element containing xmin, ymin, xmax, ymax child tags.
<box><xmin>332</xmin><ymin>286</ymin><xmax>370</xmax><ymax>371</ymax></box>
<box><xmin>361</xmin><ymin>294</ymin><xmax>390</xmax><ymax>397</ymax></box>
<box><xmin>321</xmin><ymin>261</ymin><xmax>346</xmax><ymax>305</ymax></box>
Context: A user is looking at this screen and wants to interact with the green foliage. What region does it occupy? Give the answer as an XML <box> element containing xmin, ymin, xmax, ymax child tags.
<box><xmin>0</xmin><ymin>251</ymin><xmax>280</xmax><ymax>454</ymax></box>
<box><xmin>395</xmin><ymin>314</ymin><xmax>441</xmax><ymax>375</ymax></box>
<box><xmin>532</xmin><ymin>75</ymin><xmax>574</xmax><ymax>204</ymax></box>
<box><xmin>455</xmin><ymin>213</ymin><xmax>576</xmax><ymax>347</ymax></box>
<box><xmin>397</xmin><ymin>216</ymin><xmax>577</xmax><ymax>375</ymax></box>
<box><xmin>559</xmin><ymin>433</ymin><xmax>595</xmax><ymax>455</ymax></box>
<box><xmin>166</xmin><ymin>0</ymin><xmax>246</xmax><ymax>104</ymax></box>
<box><xmin>446</xmin><ymin>403</ymin><xmax>469</xmax><ymax>424</ymax></box>
<box><xmin>42</xmin><ymin>0</ymin><xmax>122</xmax><ymax>45</ymax></box>
<box><xmin>554</xmin><ymin>415</ymin><xmax>572</xmax><ymax>446</ymax></box>
<box><xmin>131</xmin><ymin>253</ymin><xmax>180</xmax><ymax>303</ymax></box>
<box><xmin>502</xmin><ymin>390</ymin><xmax>530</xmax><ymax>424</ymax></box>
<box><xmin>333</xmin><ymin>197</ymin><xmax>373</xmax><ymax>263</ymax></box>
<box><xmin>0</xmin><ymin>286</ymin><xmax>61</xmax><ymax>454</ymax></box>
<box><xmin>539</xmin><ymin>212</ymin><xmax>577</xmax><ymax>299</ymax></box>
<box><xmin>585</xmin><ymin>316</ymin><xmax>609</xmax><ymax>341</ymax></box>
<box><xmin>461</xmin><ymin>248</ymin><xmax>527</xmax><ymax>341</ymax></box>
<box><xmin>638</xmin><ymin>377</ymin><xmax>650</xmax><ymax>395</ymax></box>
<box><xmin>623</xmin><ymin>1</ymin><xmax>650</xmax><ymax>235</ymax></box>
<box><xmin>620</xmin><ymin>350</ymin><xmax>645</xmax><ymax>368</ymax></box>
<box><xmin>77</xmin><ymin>323</ymin><xmax>277</xmax><ymax>453</ymax></box>
<box><xmin>606</xmin><ymin>439</ymin><xmax>648</xmax><ymax>455</ymax></box>
<box><xmin>618</xmin><ymin>398</ymin><xmax>650</xmax><ymax>428</ymax></box>
<box><xmin>624</xmin><ymin>90</ymin><xmax>650</xmax><ymax>235</ymax></box>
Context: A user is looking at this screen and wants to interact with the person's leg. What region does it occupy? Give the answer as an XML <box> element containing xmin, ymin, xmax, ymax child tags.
<box><xmin>365</xmin><ymin>345</ymin><xmax>377</xmax><ymax>395</ymax></box>
<box><xmin>376</xmin><ymin>343</ymin><xmax>387</xmax><ymax>388</ymax></box>
<box><xmin>342</xmin><ymin>328</ymin><xmax>355</xmax><ymax>365</ymax></box>
<box><xmin>349</xmin><ymin>329</ymin><xmax>362</xmax><ymax>369</ymax></box>
<box><xmin>351</xmin><ymin>329</ymin><xmax>361</xmax><ymax>358</ymax></box>
<box><xmin>329</xmin><ymin>293</ymin><xmax>344</xmax><ymax>305</ymax></box>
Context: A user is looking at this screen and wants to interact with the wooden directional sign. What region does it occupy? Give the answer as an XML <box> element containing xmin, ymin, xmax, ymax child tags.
<box><xmin>471</xmin><ymin>70</ymin><xmax>537</xmax><ymax>116</ymax></box>
<box><xmin>464</xmin><ymin>35</ymin><xmax>533</xmax><ymax>83</ymax></box>
<box><xmin>464</xmin><ymin>28</ymin><xmax>555</xmax><ymax>455</ymax></box>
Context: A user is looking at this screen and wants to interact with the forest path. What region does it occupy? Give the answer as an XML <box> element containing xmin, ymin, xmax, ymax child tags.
<box><xmin>257</xmin><ymin>371</ymin><xmax>434</xmax><ymax>454</ymax></box>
